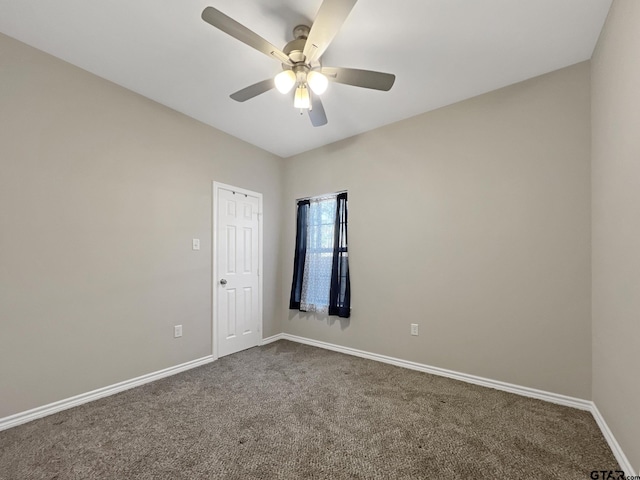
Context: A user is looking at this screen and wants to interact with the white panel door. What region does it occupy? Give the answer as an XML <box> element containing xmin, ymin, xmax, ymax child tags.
<box><xmin>216</xmin><ymin>186</ymin><xmax>261</xmax><ymax>357</ymax></box>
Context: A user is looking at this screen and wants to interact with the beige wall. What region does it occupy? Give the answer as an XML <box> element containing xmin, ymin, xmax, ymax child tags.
<box><xmin>0</xmin><ymin>33</ymin><xmax>284</xmax><ymax>418</ymax></box>
<box><xmin>591</xmin><ymin>0</ymin><xmax>640</xmax><ymax>473</ymax></box>
<box><xmin>282</xmin><ymin>62</ymin><xmax>592</xmax><ymax>399</ymax></box>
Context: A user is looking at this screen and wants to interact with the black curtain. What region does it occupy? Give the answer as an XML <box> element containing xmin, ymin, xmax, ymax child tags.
<box><xmin>289</xmin><ymin>199</ymin><xmax>309</xmax><ymax>310</ymax></box>
<box><xmin>328</xmin><ymin>192</ymin><xmax>351</xmax><ymax>318</ymax></box>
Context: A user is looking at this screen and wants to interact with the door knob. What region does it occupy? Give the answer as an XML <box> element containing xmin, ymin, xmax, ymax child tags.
<box><xmin>220</xmin><ymin>279</ymin><xmax>227</xmax><ymax>285</ymax></box>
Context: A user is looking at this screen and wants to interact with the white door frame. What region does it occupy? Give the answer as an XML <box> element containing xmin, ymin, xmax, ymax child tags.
<box><xmin>212</xmin><ymin>181</ymin><xmax>263</xmax><ymax>360</ymax></box>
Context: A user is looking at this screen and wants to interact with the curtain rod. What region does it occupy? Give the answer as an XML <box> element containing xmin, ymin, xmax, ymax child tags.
<box><xmin>296</xmin><ymin>190</ymin><xmax>347</xmax><ymax>202</ymax></box>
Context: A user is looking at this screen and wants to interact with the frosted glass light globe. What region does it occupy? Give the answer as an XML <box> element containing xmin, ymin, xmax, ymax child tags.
<box><xmin>294</xmin><ymin>85</ymin><xmax>310</xmax><ymax>109</ymax></box>
<box><xmin>307</xmin><ymin>71</ymin><xmax>328</xmax><ymax>95</ymax></box>
<box><xmin>274</xmin><ymin>70</ymin><xmax>296</xmax><ymax>94</ymax></box>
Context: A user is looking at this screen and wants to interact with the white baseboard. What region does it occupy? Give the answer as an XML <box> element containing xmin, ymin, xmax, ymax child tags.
<box><xmin>277</xmin><ymin>333</ymin><xmax>591</xmax><ymax>410</ymax></box>
<box><xmin>591</xmin><ymin>404</ymin><xmax>637</xmax><ymax>475</ymax></box>
<box><xmin>272</xmin><ymin>333</ymin><xmax>636</xmax><ymax>474</ymax></box>
<box><xmin>261</xmin><ymin>333</ymin><xmax>285</xmax><ymax>345</ymax></box>
<box><xmin>0</xmin><ymin>355</ymin><xmax>214</xmax><ymax>432</ymax></box>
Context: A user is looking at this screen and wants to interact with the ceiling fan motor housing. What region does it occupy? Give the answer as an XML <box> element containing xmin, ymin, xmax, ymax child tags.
<box><xmin>292</xmin><ymin>25</ymin><xmax>310</xmax><ymax>40</ymax></box>
<box><xmin>283</xmin><ymin>25</ymin><xmax>312</xmax><ymax>66</ymax></box>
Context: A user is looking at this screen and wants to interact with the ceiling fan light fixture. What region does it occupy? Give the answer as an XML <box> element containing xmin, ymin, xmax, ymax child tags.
<box><xmin>274</xmin><ymin>70</ymin><xmax>296</xmax><ymax>94</ymax></box>
<box><xmin>307</xmin><ymin>71</ymin><xmax>328</xmax><ymax>95</ymax></box>
<box><xmin>294</xmin><ymin>85</ymin><xmax>310</xmax><ymax>109</ymax></box>
<box><xmin>202</xmin><ymin>0</ymin><xmax>395</xmax><ymax>127</ymax></box>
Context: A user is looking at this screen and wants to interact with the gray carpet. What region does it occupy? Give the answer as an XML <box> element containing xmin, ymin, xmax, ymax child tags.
<box><xmin>0</xmin><ymin>340</ymin><xmax>618</xmax><ymax>479</ymax></box>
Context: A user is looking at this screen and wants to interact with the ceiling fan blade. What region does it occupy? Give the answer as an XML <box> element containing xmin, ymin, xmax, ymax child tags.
<box><xmin>303</xmin><ymin>0</ymin><xmax>357</xmax><ymax>64</ymax></box>
<box><xmin>309</xmin><ymin>95</ymin><xmax>328</xmax><ymax>127</ymax></box>
<box><xmin>230</xmin><ymin>79</ymin><xmax>275</xmax><ymax>102</ymax></box>
<box><xmin>321</xmin><ymin>67</ymin><xmax>396</xmax><ymax>91</ymax></box>
<box><xmin>202</xmin><ymin>7</ymin><xmax>291</xmax><ymax>65</ymax></box>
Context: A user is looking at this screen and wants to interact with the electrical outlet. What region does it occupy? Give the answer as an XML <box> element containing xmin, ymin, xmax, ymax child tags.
<box><xmin>174</xmin><ymin>325</ymin><xmax>183</xmax><ymax>338</ymax></box>
<box><xmin>411</xmin><ymin>324</ymin><xmax>419</xmax><ymax>336</ymax></box>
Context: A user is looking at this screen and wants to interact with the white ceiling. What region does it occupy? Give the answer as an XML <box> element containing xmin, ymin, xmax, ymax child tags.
<box><xmin>0</xmin><ymin>0</ymin><xmax>611</xmax><ymax>158</ymax></box>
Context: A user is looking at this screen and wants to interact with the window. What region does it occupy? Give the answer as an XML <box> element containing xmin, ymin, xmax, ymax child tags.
<box><xmin>289</xmin><ymin>192</ymin><xmax>350</xmax><ymax>318</ymax></box>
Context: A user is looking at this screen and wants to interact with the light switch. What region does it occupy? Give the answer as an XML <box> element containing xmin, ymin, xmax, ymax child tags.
<box><xmin>192</xmin><ymin>238</ymin><xmax>200</xmax><ymax>251</ymax></box>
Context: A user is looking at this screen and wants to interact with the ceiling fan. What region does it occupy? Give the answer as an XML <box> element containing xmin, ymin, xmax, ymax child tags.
<box><xmin>201</xmin><ymin>0</ymin><xmax>396</xmax><ymax>127</ymax></box>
